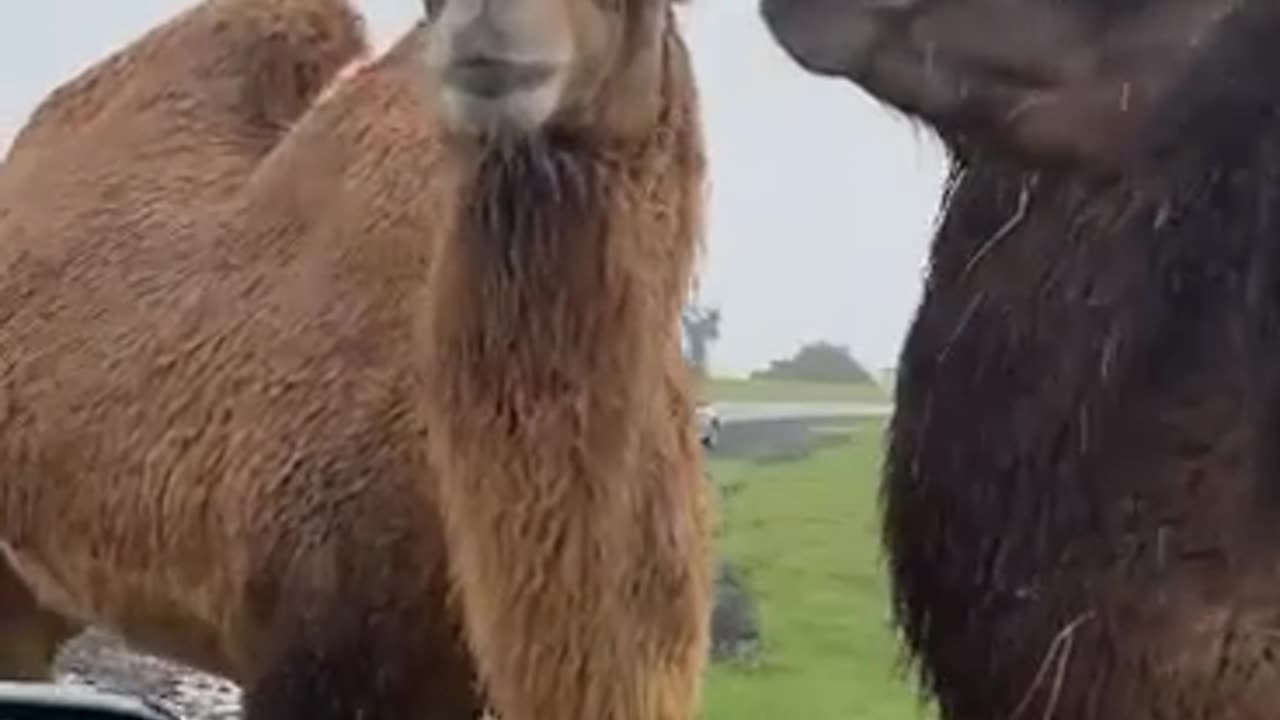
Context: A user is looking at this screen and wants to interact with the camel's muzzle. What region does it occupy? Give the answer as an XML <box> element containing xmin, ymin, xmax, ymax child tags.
<box><xmin>444</xmin><ymin>57</ymin><xmax>558</xmax><ymax>99</ymax></box>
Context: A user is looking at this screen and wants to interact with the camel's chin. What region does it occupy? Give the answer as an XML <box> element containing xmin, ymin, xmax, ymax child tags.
<box><xmin>760</xmin><ymin>0</ymin><xmax>883</xmax><ymax>81</ymax></box>
<box><xmin>439</xmin><ymin>85</ymin><xmax>561</xmax><ymax>138</ymax></box>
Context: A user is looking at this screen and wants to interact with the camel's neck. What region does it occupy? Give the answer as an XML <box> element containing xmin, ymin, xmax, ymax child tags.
<box><xmin>418</xmin><ymin>37</ymin><xmax>707</xmax><ymax>716</ymax></box>
<box><xmin>425</xmin><ymin>63</ymin><xmax>703</xmax><ymax>471</ymax></box>
<box><xmin>884</xmin><ymin>149</ymin><xmax>1280</xmax><ymax>600</ymax></box>
<box><xmin>449</xmin><ymin>137</ymin><xmax>664</xmax><ymax>398</ymax></box>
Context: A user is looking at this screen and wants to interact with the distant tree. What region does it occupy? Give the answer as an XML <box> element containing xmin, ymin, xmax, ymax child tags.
<box><xmin>751</xmin><ymin>341</ymin><xmax>873</xmax><ymax>384</ymax></box>
<box><xmin>681</xmin><ymin>303</ymin><xmax>720</xmax><ymax>378</ymax></box>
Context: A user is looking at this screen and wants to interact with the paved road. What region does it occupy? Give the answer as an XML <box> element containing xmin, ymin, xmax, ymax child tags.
<box><xmin>708</xmin><ymin>401</ymin><xmax>892</xmax><ymax>461</ymax></box>
<box><xmin>714</xmin><ymin>401</ymin><xmax>892</xmax><ymax>423</ymax></box>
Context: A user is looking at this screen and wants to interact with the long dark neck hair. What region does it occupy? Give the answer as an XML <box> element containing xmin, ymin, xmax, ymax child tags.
<box><xmin>880</xmin><ymin>4</ymin><xmax>1280</xmax><ymax>715</ymax></box>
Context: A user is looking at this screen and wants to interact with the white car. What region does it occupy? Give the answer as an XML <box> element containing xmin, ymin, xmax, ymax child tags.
<box><xmin>0</xmin><ymin>681</ymin><xmax>176</xmax><ymax>720</ymax></box>
<box><xmin>696</xmin><ymin>401</ymin><xmax>721</xmax><ymax>449</ymax></box>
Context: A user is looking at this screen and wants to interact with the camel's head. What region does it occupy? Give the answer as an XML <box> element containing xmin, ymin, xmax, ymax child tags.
<box><xmin>760</xmin><ymin>0</ymin><xmax>1252</xmax><ymax>172</ymax></box>
<box><xmin>422</xmin><ymin>0</ymin><xmax>674</xmax><ymax>138</ymax></box>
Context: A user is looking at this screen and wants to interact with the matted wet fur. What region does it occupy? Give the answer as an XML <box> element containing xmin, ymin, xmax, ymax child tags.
<box><xmin>882</xmin><ymin>6</ymin><xmax>1280</xmax><ymax>720</ymax></box>
<box><xmin>0</xmin><ymin>0</ymin><xmax>367</xmax><ymax>683</ymax></box>
<box><xmin>422</xmin><ymin>22</ymin><xmax>711</xmax><ymax>716</ymax></box>
<box><xmin>427</xmin><ymin>126</ymin><xmax>709</xmax><ymax>718</ymax></box>
<box><xmin>762</xmin><ymin>0</ymin><xmax>1280</xmax><ymax>717</ymax></box>
<box><xmin>0</xmin><ymin>0</ymin><xmax>710</xmax><ymax>718</ymax></box>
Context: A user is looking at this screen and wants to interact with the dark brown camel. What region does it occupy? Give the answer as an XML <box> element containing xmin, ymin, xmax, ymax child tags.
<box><xmin>761</xmin><ymin>0</ymin><xmax>1280</xmax><ymax>718</ymax></box>
<box><xmin>0</xmin><ymin>0</ymin><xmax>711</xmax><ymax>718</ymax></box>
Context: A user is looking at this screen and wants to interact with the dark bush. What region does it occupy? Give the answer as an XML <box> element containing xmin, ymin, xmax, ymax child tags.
<box><xmin>751</xmin><ymin>341</ymin><xmax>873</xmax><ymax>384</ymax></box>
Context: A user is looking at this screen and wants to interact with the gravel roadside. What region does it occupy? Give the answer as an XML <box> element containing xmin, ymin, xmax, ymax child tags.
<box><xmin>54</xmin><ymin>630</ymin><xmax>242</xmax><ymax>720</ymax></box>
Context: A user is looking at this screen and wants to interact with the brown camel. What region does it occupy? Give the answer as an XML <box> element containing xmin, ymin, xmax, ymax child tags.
<box><xmin>0</xmin><ymin>0</ymin><xmax>711</xmax><ymax>719</ymax></box>
<box><xmin>762</xmin><ymin>0</ymin><xmax>1280</xmax><ymax>718</ymax></box>
<box><xmin>0</xmin><ymin>0</ymin><xmax>369</xmax><ymax>681</ymax></box>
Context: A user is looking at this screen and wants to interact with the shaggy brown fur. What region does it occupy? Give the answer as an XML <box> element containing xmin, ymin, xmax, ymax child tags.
<box><xmin>762</xmin><ymin>0</ymin><xmax>1280</xmax><ymax>718</ymax></box>
<box><xmin>0</xmin><ymin>0</ymin><xmax>710</xmax><ymax>718</ymax></box>
<box><xmin>0</xmin><ymin>0</ymin><xmax>367</xmax><ymax>681</ymax></box>
<box><xmin>422</xmin><ymin>53</ymin><xmax>710</xmax><ymax>720</ymax></box>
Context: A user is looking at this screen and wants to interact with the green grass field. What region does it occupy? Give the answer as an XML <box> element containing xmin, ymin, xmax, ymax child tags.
<box><xmin>703</xmin><ymin>377</ymin><xmax>889</xmax><ymax>404</ymax></box>
<box><xmin>701</xmin><ymin>423</ymin><xmax>932</xmax><ymax>720</ymax></box>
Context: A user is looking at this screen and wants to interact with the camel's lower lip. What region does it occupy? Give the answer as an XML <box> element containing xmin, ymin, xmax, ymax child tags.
<box><xmin>444</xmin><ymin>59</ymin><xmax>557</xmax><ymax>99</ymax></box>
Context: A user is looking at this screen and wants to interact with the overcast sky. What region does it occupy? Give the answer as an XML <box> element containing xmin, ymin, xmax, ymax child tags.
<box><xmin>0</xmin><ymin>1</ymin><xmax>949</xmax><ymax>376</ymax></box>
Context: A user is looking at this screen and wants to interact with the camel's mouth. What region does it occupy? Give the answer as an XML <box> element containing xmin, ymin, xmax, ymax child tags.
<box><xmin>444</xmin><ymin>57</ymin><xmax>558</xmax><ymax>99</ymax></box>
<box><xmin>437</xmin><ymin>55</ymin><xmax>567</xmax><ymax>137</ymax></box>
